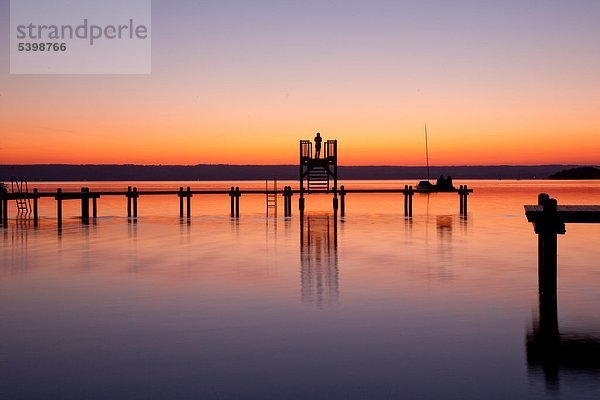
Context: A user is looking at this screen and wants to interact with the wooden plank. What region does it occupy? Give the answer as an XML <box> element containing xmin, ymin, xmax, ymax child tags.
<box><xmin>525</xmin><ymin>205</ymin><xmax>600</xmax><ymax>223</ymax></box>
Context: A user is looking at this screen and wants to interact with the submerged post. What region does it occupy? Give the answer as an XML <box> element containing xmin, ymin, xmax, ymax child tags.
<box><xmin>463</xmin><ymin>185</ymin><xmax>469</xmax><ymax>215</ymax></box>
<box><xmin>1</xmin><ymin>185</ymin><xmax>8</xmax><ymax>227</ymax></box>
<box><xmin>92</xmin><ymin>197</ymin><xmax>98</xmax><ymax>220</ymax></box>
<box><xmin>81</xmin><ymin>187</ymin><xmax>90</xmax><ymax>224</ymax></box>
<box><xmin>132</xmin><ymin>187</ymin><xmax>138</xmax><ymax>219</ymax></box>
<box><xmin>283</xmin><ymin>186</ymin><xmax>288</xmax><ymax>217</ymax></box>
<box><xmin>534</xmin><ymin>194</ymin><xmax>565</xmax><ymax>296</ymax></box>
<box><xmin>179</xmin><ymin>187</ymin><xmax>184</xmax><ymax>218</ymax></box>
<box><xmin>340</xmin><ymin>185</ymin><xmax>346</xmax><ymax>217</ymax></box>
<box><xmin>403</xmin><ymin>185</ymin><xmax>413</xmax><ymax>217</ymax></box>
<box><xmin>409</xmin><ymin>186</ymin><xmax>413</xmax><ymax>217</ymax></box>
<box><xmin>186</xmin><ymin>187</ymin><xmax>192</xmax><ymax>218</ymax></box>
<box><xmin>127</xmin><ymin>186</ymin><xmax>132</xmax><ymax>219</ymax></box>
<box><xmin>459</xmin><ymin>185</ymin><xmax>470</xmax><ymax>215</ymax></box>
<box><xmin>283</xmin><ymin>186</ymin><xmax>293</xmax><ymax>217</ymax></box>
<box><xmin>33</xmin><ymin>188</ymin><xmax>39</xmax><ymax>226</ymax></box>
<box><xmin>229</xmin><ymin>187</ymin><xmax>235</xmax><ymax>217</ymax></box>
<box><xmin>403</xmin><ymin>185</ymin><xmax>409</xmax><ymax>216</ymax></box>
<box><xmin>56</xmin><ymin>188</ymin><xmax>63</xmax><ymax>228</ymax></box>
<box><xmin>235</xmin><ymin>187</ymin><xmax>240</xmax><ymax>218</ymax></box>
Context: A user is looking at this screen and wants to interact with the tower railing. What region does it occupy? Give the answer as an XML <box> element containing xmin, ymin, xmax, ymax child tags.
<box><xmin>300</xmin><ymin>140</ymin><xmax>312</xmax><ymax>161</ymax></box>
<box><xmin>325</xmin><ymin>140</ymin><xmax>337</xmax><ymax>160</ymax></box>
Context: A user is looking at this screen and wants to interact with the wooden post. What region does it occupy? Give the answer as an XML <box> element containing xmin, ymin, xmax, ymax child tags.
<box><xmin>283</xmin><ymin>186</ymin><xmax>290</xmax><ymax>217</ymax></box>
<box><xmin>32</xmin><ymin>188</ymin><xmax>39</xmax><ymax>227</ymax></box>
<box><xmin>56</xmin><ymin>188</ymin><xmax>63</xmax><ymax>229</ymax></box>
<box><xmin>179</xmin><ymin>187</ymin><xmax>184</xmax><ymax>218</ymax></box>
<box><xmin>132</xmin><ymin>187</ymin><xmax>138</xmax><ymax>219</ymax></box>
<box><xmin>408</xmin><ymin>185</ymin><xmax>413</xmax><ymax>217</ymax></box>
<box><xmin>463</xmin><ymin>185</ymin><xmax>469</xmax><ymax>215</ymax></box>
<box><xmin>230</xmin><ymin>187</ymin><xmax>235</xmax><ymax>217</ymax></box>
<box><xmin>127</xmin><ymin>186</ymin><xmax>132</xmax><ymax>219</ymax></box>
<box><xmin>404</xmin><ymin>185</ymin><xmax>409</xmax><ymax>216</ymax></box>
<box><xmin>92</xmin><ymin>197</ymin><xmax>98</xmax><ymax>219</ymax></box>
<box><xmin>288</xmin><ymin>187</ymin><xmax>292</xmax><ymax>217</ymax></box>
<box><xmin>1</xmin><ymin>186</ymin><xmax>8</xmax><ymax>228</ymax></box>
<box><xmin>283</xmin><ymin>186</ymin><xmax>293</xmax><ymax>217</ymax></box>
<box><xmin>458</xmin><ymin>185</ymin><xmax>470</xmax><ymax>215</ymax></box>
<box><xmin>282</xmin><ymin>186</ymin><xmax>289</xmax><ymax>217</ymax></box>
<box><xmin>536</xmin><ymin>193</ymin><xmax>550</xmax><ymax>292</ymax></box>
<box><xmin>458</xmin><ymin>185</ymin><xmax>465</xmax><ymax>215</ymax></box>
<box><xmin>81</xmin><ymin>187</ymin><xmax>90</xmax><ymax>224</ymax></box>
<box><xmin>340</xmin><ymin>185</ymin><xmax>346</xmax><ymax>217</ymax></box>
<box><xmin>235</xmin><ymin>187</ymin><xmax>240</xmax><ymax>218</ymax></box>
<box><xmin>534</xmin><ymin>194</ymin><xmax>564</xmax><ymax>297</ymax></box>
<box><xmin>186</xmin><ymin>187</ymin><xmax>192</xmax><ymax>218</ymax></box>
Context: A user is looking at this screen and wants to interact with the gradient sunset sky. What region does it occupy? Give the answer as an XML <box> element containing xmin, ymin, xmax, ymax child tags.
<box><xmin>1</xmin><ymin>0</ymin><xmax>599</xmax><ymax>166</ymax></box>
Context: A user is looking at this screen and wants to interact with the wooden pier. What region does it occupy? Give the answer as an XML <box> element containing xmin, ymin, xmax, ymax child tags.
<box><xmin>0</xmin><ymin>184</ymin><xmax>473</xmax><ymax>229</ymax></box>
<box><xmin>525</xmin><ymin>193</ymin><xmax>600</xmax><ymax>386</ymax></box>
<box><xmin>525</xmin><ymin>193</ymin><xmax>600</xmax><ymax>295</ymax></box>
<box><xmin>0</xmin><ymin>136</ymin><xmax>474</xmax><ymax>229</ymax></box>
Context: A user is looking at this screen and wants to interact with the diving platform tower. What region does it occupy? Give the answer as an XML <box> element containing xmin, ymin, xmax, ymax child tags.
<box><xmin>299</xmin><ymin>135</ymin><xmax>338</xmax><ymax>212</ymax></box>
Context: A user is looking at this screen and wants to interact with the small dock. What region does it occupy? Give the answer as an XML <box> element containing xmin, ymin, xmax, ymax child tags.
<box><xmin>525</xmin><ymin>194</ymin><xmax>600</xmax><ymax>386</ymax></box>
<box><xmin>525</xmin><ymin>193</ymin><xmax>600</xmax><ymax>295</ymax></box>
<box><xmin>0</xmin><ymin>184</ymin><xmax>473</xmax><ymax>229</ymax></box>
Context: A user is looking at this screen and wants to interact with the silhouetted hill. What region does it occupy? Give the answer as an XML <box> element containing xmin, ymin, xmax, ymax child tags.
<box><xmin>0</xmin><ymin>164</ymin><xmax>588</xmax><ymax>182</ymax></box>
<box><xmin>549</xmin><ymin>167</ymin><xmax>600</xmax><ymax>180</ymax></box>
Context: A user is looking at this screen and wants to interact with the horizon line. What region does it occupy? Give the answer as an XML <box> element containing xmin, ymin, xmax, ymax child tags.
<box><xmin>1</xmin><ymin>163</ymin><xmax>597</xmax><ymax>168</ymax></box>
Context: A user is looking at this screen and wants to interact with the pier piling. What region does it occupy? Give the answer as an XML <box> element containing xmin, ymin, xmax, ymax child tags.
<box><xmin>127</xmin><ymin>186</ymin><xmax>132</xmax><ymax>219</ymax></box>
<box><xmin>33</xmin><ymin>188</ymin><xmax>39</xmax><ymax>226</ymax></box>
<box><xmin>459</xmin><ymin>185</ymin><xmax>470</xmax><ymax>215</ymax></box>
<box><xmin>403</xmin><ymin>185</ymin><xmax>414</xmax><ymax>217</ymax></box>
<box><xmin>283</xmin><ymin>186</ymin><xmax>293</xmax><ymax>217</ymax></box>
<box><xmin>229</xmin><ymin>187</ymin><xmax>241</xmax><ymax>218</ymax></box>
<box><xmin>81</xmin><ymin>187</ymin><xmax>90</xmax><ymax>224</ymax></box>
<box><xmin>179</xmin><ymin>187</ymin><xmax>184</xmax><ymax>218</ymax></box>
<box><xmin>1</xmin><ymin>188</ymin><xmax>8</xmax><ymax>228</ymax></box>
<box><xmin>56</xmin><ymin>188</ymin><xmax>63</xmax><ymax>228</ymax></box>
<box><xmin>235</xmin><ymin>187</ymin><xmax>240</xmax><ymax>218</ymax></box>
<box><xmin>1</xmin><ymin>186</ymin><xmax>7</xmax><ymax>228</ymax></box>
<box><xmin>186</xmin><ymin>187</ymin><xmax>192</xmax><ymax>218</ymax></box>
<box><xmin>132</xmin><ymin>187</ymin><xmax>138</xmax><ymax>220</ymax></box>
<box><xmin>230</xmin><ymin>187</ymin><xmax>235</xmax><ymax>217</ymax></box>
<box><xmin>92</xmin><ymin>197</ymin><xmax>98</xmax><ymax>220</ymax></box>
<box><xmin>535</xmin><ymin>194</ymin><xmax>561</xmax><ymax>296</ymax></box>
<box><xmin>340</xmin><ymin>185</ymin><xmax>346</xmax><ymax>217</ymax></box>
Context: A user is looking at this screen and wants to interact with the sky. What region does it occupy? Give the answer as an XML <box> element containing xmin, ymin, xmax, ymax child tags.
<box><xmin>0</xmin><ymin>0</ymin><xmax>599</xmax><ymax>166</ymax></box>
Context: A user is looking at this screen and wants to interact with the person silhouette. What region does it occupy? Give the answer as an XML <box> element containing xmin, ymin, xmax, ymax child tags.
<box><xmin>314</xmin><ymin>132</ymin><xmax>323</xmax><ymax>158</ymax></box>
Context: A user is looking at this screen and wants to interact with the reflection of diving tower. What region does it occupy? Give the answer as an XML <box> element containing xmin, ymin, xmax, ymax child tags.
<box><xmin>300</xmin><ymin>214</ymin><xmax>339</xmax><ymax>307</ymax></box>
<box><xmin>299</xmin><ymin>136</ymin><xmax>338</xmax><ymax>211</ymax></box>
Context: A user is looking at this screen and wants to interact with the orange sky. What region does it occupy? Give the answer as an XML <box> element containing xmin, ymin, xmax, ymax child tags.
<box><xmin>1</xmin><ymin>1</ymin><xmax>599</xmax><ymax>166</ymax></box>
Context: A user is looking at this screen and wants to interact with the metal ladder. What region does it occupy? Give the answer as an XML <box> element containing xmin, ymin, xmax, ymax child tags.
<box><xmin>11</xmin><ymin>176</ymin><xmax>31</xmax><ymax>215</ymax></box>
<box><xmin>266</xmin><ymin>178</ymin><xmax>277</xmax><ymax>217</ymax></box>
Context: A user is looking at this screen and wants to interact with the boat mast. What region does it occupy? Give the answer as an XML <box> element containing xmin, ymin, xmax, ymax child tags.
<box><xmin>425</xmin><ymin>124</ymin><xmax>430</xmax><ymax>181</ymax></box>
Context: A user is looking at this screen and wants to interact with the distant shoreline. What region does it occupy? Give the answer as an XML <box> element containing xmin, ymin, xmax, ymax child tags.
<box><xmin>2</xmin><ymin>164</ymin><xmax>596</xmax><ymax>182</ymax></box>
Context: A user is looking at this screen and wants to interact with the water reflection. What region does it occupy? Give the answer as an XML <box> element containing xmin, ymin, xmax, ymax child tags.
<box><xmin>300</xmin><ymin>213</ymin><xmax>339</xmax><ymax>307</ymax></box>
<box><xmin>436</xmin><ymin>216</ymin><xmax>454</xmax><ymax>280</ymax></box>
<box><xmin>3</xmin><ymin>221</ymin><xmax>30</xmax><ymax>274</ymax></box>
<box><xmin>527</xmin><ymin>278</ymin><xmax>600</xmax><ymax>390</ymax></box>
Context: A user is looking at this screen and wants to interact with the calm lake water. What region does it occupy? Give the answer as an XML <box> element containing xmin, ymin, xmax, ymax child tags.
<box><xmin>1</xmin><ymin>180</ymin><xmax>599</xmax><ymax>399</ymax></box>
